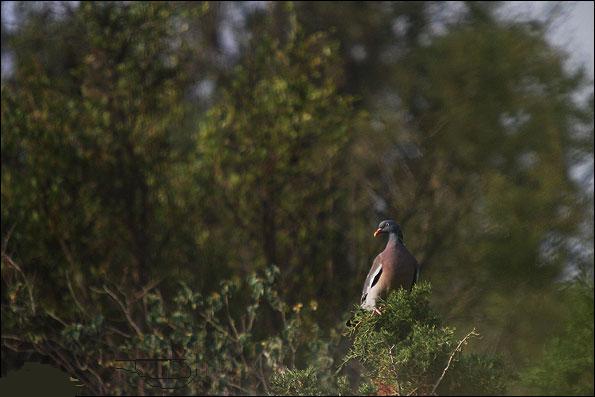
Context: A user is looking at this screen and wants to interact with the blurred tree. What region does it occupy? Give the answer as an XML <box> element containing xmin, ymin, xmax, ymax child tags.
<box><xmin>1</xmin><ymin>1</ymin><xmax>211</xmax><ymax>381</ymax></box>
<box><xmin>190</xmin><ymin>3</ymin><xmax>358</xmax><ymax>310</ymax></box>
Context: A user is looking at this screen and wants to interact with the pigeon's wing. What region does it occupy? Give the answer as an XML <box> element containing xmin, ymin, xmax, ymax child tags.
<box><xmin>361</xmin><ymin>253</ymin><xmax>384</xmax><ymax>305</ymax></box>
<box><xmin>394</xmin><ymin>244</ymin><xmax>420</xmax><ymax>290</ymax></box>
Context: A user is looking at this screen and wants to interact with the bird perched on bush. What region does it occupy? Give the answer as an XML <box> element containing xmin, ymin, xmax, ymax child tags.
<box><xmin>360</xmin><ymin>220</ymin><xmax>420</xmax><ymax>314</ymax></box>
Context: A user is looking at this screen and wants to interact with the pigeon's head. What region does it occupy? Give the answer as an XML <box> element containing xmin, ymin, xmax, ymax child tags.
<box><xmin>373</xmin><ymin>219</ymin><xmax>404</xmax><ymax>242</ymax></box>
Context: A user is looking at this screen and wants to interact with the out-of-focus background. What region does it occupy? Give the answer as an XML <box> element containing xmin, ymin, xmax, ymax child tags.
<box><xmin>1</xmin><ymin>1</ymin><xmax>593</xmax><ymax>395</ymax></box>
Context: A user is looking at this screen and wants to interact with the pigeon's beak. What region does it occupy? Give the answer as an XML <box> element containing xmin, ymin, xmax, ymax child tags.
<box><xmin>373</xmin><ymin>228</ymin><xmax>382</xmax><ymax>237</ymax></box>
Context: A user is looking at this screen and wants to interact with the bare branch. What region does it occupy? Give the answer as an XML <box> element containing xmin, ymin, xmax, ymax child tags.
<box><xmin>1</xmin><ymin>334</ymin><xmax>26</xmax><ymax>342</ymax></box>
<box><xmin>103</xmin><ymin>285</ymin><xmax>143</xmax><ymax>338</ymax></box>
<box><xmin>224</xmin><ymin>294</ymin><xmax>241</xmax><ymax>340</ymax></box>
<box><xmin>1</xmin><ymin>223</ymin><xmax>17</xmax><ymax>256</ymax></box>
<box><xmin>431</xmin><ymin>328</ymin><xmax>479</xmax><ymax>395</ymax></box>
<box><xmin>131</xmin><ymin>277</ymin><xmax>164</xmax><ymax>303</ymax></box>
<box><xmin>257</xmin><ymin>354</ymin><xmax>270</xmax><ymax>395</ymax></box>
<box><xmin>197</xmin><ymin>311</ymin><xmax>234</xmax><ymax>341</ymax></box>
<box><xmin>46</xmin><ymin>310</ymin><xmax>69</xmax><ymax>327</ymax></box>
<box><xmin>107</xmin><ymin>325</ymin><xmax>133</xmax><ymax>339</ymax></box>
<box><xmin>66</xmin><ymin>271</ymin><xmax>90</xmax><ymax>318</ymax></box>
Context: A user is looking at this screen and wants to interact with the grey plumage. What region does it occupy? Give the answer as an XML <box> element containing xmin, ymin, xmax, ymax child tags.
<box><xmin>361</xmin><ymin>220</ymin><xmax>420</xmax><ymax>311</ymax></box>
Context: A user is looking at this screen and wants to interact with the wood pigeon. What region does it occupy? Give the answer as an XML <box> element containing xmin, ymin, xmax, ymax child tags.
<box><xmin>360</xmin><ymin>220</ymin><xmax>420</xmax><ymax>314</ymax></box>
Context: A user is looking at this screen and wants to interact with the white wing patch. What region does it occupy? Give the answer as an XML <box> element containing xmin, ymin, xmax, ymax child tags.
<box><xmin>367</xmin><ymin>263</ymin><xmax>383</xmax><ymax>293</ymax></box>
<box><xmin>361</xmin><ymin>263</ymin><xmax>383</xmax><ymax>310</ymax></box>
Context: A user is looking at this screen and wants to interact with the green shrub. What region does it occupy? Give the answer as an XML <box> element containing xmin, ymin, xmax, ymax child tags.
<box><xmin>1</xmin><ymin>261</ymin><xmax>336</xmax><ymax>395</ymax></box>
<box><xmin>270</xmin><ymin>282</ymin><xmax>508</xmax><ymax>395</ymax></box>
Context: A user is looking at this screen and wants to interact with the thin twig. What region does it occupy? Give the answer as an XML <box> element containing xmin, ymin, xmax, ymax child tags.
<box><xmin>197</xmin><ymin>311</ymin><xmax>234</xmax><ymax>341</ymax></box>
<box><xmin>224</xmin><ymin>295</ymin><xmax>241</xmax><ymax>340</ymax></box>
<box><xmin>388</xmin><ymin>344</ymin><xmax>401</xmax><ymax>395</ymax></box>
<box><xmin>89</xmin><ymin>286</ymin><xmax>106</xmax><ymax>295</ymax></box>
<box><xmin>257</xmin><ymin>354</ymin><xmax>270</xmax><ymax>395</ymax></box>
<box><xmin>1</xmin><ymin>223</ymin><xmax>17</xmax><ymax>256</ymax></box>
<box><xmin>66</xmin><ymin>270</ymin><xmax>90</xmax><ymax>318</ymax></box>
<box><xmin>85</xmin><ymin>365</ymin><xmax>106</xmax><ymax>394</ymax></box>
<box><xmin>335</xmin><ymin>355</ymin><xmax>353</xmax><ymax>375</ymax></box>
<box><xmin>2</xmin><ymin>254</ymin><xmax>36</xmax><ymax>315</ymax></box>
<box><xmin>1</xmin><ymin>334</ymin><xmax>25</xmax><ymax>342</ymax></box>
<box><xmin>107</xmin><ymin>326</ymin><xmax>133</xmax><ymax>338</ymax></box>
<box><xmin>46</xmin><ymin>311</ymin><xmax>69</xmax><ymax>327</ymax></box>
<box><xmin>2</xmin><ymin>340</ymin><xmax>25</xmax><ymax>352</ymax></box>
<box><xmin>225</xmin><ymin>379</ymin><xmax>252</xmax><ymax>394</ymax></box>
<box><xmin>131</xmin><ymin>277</ymin><xmax>164</xmax><ymax>303</ymax></box>
<box><xmin>224</xmin><ymin>294</ymin><xmax>250</xmax><ymax>373</ymax></box>
<box><xmin>431</xmin><ymin>328</ymin><xmax>478</xmax><ymax>395</ymax></box>
<box><xmin>103</xmin><ymin>285</ymin><xmax>143</xmax><ymax>338</ymax></box>
<box><xmin>57</xmin><ymin>236</ymin><xmax>78</xmax><ymax>273</ymax></box>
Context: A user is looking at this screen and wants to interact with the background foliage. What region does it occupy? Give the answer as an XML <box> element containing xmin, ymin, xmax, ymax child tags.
<box><xmin>1</xmin><ymin>1</ymin><xmax>593</xmax><ymax>395</ymax></box>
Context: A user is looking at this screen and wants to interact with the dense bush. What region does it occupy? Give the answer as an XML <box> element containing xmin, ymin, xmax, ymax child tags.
<box><xmin>1</xmin><ymin>261</ymin><xmax>334</xmax><ymax>394</ymax></box>
<box><xmin>271</xmin><ymin>283</ymin><xmax>507</xmax><ymax>395</ymax></box>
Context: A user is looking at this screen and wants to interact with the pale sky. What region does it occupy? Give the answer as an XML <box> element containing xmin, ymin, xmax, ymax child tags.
<box><xmin>502</xmin><ymin>1</ymin><xmax>594</xmax><ymax>79</ymax></box>
<box><xmin>565</xmin><ymin>1</ymin><xmax>594</xmax><ymax>78</ymax></box>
